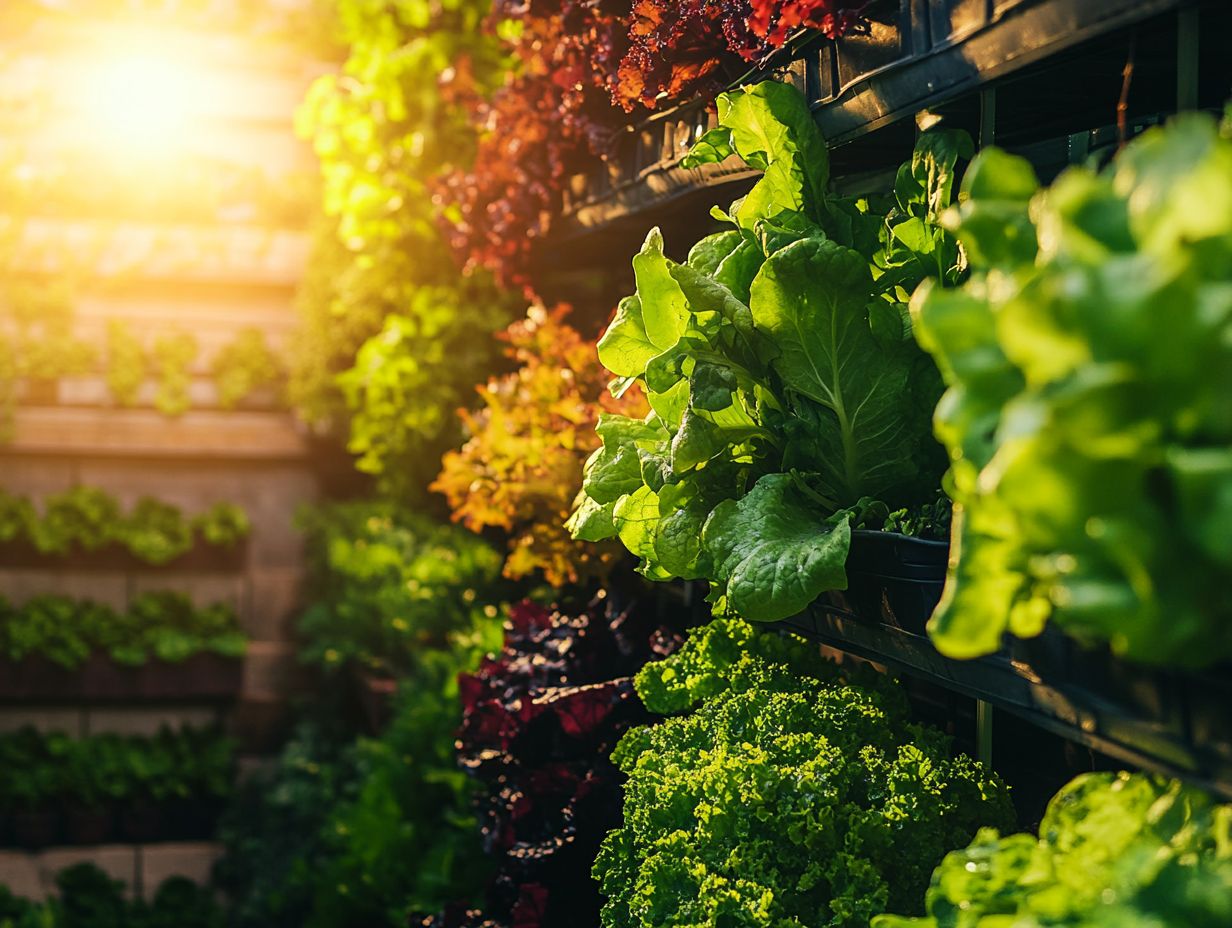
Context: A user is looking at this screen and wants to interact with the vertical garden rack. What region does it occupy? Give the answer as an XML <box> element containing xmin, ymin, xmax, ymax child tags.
<box><xmin>0</xmin><ymin>23</ymin><xmax>326</xmax><ymax>897</ymax></box>
<box><xmin>537</xmin><ymin>0</ymin><xmax>1232</xmax><ymax>808</ymax></box>
<box><xmin>552</xmin><ymin>0</ymin><xmax>1211</xmax><ymax>239</ymax></box>
<box><xmin>0</xmin><ymin>26</ymin><xmax>325</xmax><ymax>751</ymax></box>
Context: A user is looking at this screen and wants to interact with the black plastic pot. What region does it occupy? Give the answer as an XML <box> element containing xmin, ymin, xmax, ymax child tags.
<box><xmin>0</xmin><ymin>538</ymin><xmax>247</xmax><ymax>572</ymax></box>
<box><xmin>63</xmin><ymin>802</ymin><xmax>115</xmax><ymax>846</ymax></box>
<box><xmin>837</xmin><ymin>529</ymin><xmax>949</xmax><ymax>635</ymax></box>
<box><xmin>168</xmin><ymin>796</ymin><xmax>224</xmax><ymax>841</ymax></box>
<box><xmin>835</xmin><ymin>0</ymin><xmax>913</xmax><ymax>91</ymax></box>
<box><xmin>0</xmin><ymin>653</ymin><xmax>244</xmax><ymax>704</ymax></box>
<box><xmin>119</xmin><ymin>798</ymin><xmax>164</xmax><ymax>843</ymax></box>
<box><xmin>1071</xmin><ymin>645</ymin><xmax>1184</xmax><ymax>732</ymax></box>
<box><xmin>1005</xmin><ymin>625</ymin><xmax>1072</xmax><ymax>683</ymax></box>
<box><xmin>11</xmin><ymin>808</ymin><xmax>60</xmax><ymax>849</ymax></box>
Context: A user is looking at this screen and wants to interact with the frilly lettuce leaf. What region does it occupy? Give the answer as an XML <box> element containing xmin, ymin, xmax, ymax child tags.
<box><xmin>916</xmin><ymin>112</ymin><xmax>1232</xmax><ymax>665</ymax></box>
<box><xmin>873</xmin><ymin>771</ymin><xmax>1232</xmax><ymax>928</ymax></box>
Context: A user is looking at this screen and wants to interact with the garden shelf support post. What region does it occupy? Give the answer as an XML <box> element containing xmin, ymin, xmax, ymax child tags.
<box><xmin>1176</xmin><ymin>5</ymin><xmax>1200</xmax><ymax>112</ymax></box>
<box><xmin>979</xmin><ymin>88</ymin><xmax>996</xmax><ymax>150</ymax></box>
<box><xmin>977</xmin><ymin>699</ymin><xmax>994</xmax><ymax>769</ymax></box>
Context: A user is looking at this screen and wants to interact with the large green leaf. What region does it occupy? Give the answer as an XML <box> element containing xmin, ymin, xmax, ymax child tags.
<box><xmin>679</xmin><ymin>127</ymin><xmax>734</xmax><ymax>169</ymax></box>
<box><xmin>915</xmin><ymin>110</ymin><xmax>1232</xmax><ymax>666</ymax></box>
<box><xmin>581</xmin><ymin>414</ymin><xmax>669</xmax><ymax>505</ymax></box>
<box><xmin>703</xmin><ymin>474</ymin><xmax>851</xmax><ymax>622</ymax></box>
<box><xmin>565</xmin><ymin>491</ymin><xmax>618</xmax><ymax>543</ymax></box>
<box><xmin>944</xmin><ymin>148</ymin><xmax>1039</xmax><ymax>269</ymax></box>
<box><xmin>750</xmin><ymin>236</ymin><xmax>934</xmax><ymax>504</ymax></box>
<box><xmin>706</xmin><ymin>82</ymin><xmax>829</xmax><ymax>229</ymax></box>
<box><xmin>686</xmin><ymin>231</ymin><xmax>744</xmax><ymax>276</ymax></box>
<box><xmin>597</xmin><ymin>295</ymin><xmax>658</xmax><ymax>379</ymax></box>
<box><xmin>631</xmin><ymin>228</ymin><xmax>688</xmax><ymax>350</ymax></box>
<box><xmin>598</xmin><ymin>228</ymin><xmax>690</xmax><ymax>379</ymax></box>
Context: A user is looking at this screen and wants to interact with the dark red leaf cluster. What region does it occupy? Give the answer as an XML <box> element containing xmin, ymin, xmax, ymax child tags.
<box><xmin>436</xmin><ymin>74</ymin><xmax>582</xmax><ymax>292</ymax></box>
<box><xmin>440</xmin><ymin>0</ymin><xmax>868</xmax><ymax>289</ymax></box>
<box><xmin>420</xmin><ymin>597</ymin><xmax>682</xmax><ymax>928</ymax></box>
<box><xmin>437</xmin><ymin>1</ymin><xmax>630</xmax><ymax>290</ymax></box>
<box><xmin>748</xmin><ymin>0</ymin><xmax>871</xmax><ymax>47</ymax></box>
<box><xmin>613</xmin><ymin>0</ymin><xmax>755</xmax><ymax>112</ymax></box>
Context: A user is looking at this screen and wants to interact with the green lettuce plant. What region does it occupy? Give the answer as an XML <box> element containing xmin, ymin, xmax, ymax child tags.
<box><xmin>191</xmin><ymin>501</ymin><xmax>251</xmax><ymax>548</ymax></box>
<box><xmin>214</xmin><ymin>722</ymin><xmax>361</xmax><ymax>928</ymax></box>
<box><xmin>106</xmin><ymin>319</ymin><xmax>146</xmax><ymax>407</ymax></box>
<box><xmin>305</xmin><ymin>672</ymin><xmax>492</xmax><ymax>928</ymax></box>
<box><xmin>0</xmin><ymin>490</ymin><xmax>35</xmax><ymax>542</ymax></box>
<box><xmin>0</xmin><ymin>591</ymin><xmax>245</xmax><ymax>668</ymax></box>
<box><xmin>122</xmin><ymin>498</ymin><xmax>195</xmax><ymax>564</ymax></box>
<box><xmin>152</xmin><ymin>331</ymin><xmax>198</xmax><ymax>417</ymax></box>
<box><xmin>0</xmin><ymin>486</ymin><xmax>251</xmax><ymax>564</ymax></box>
<box><xmin>0</xmin><ymin>280</ymin><xmax>96</xmax><ymax>440</ymax></box>
<box><xmin>0</xmin><ymin>725</ymin><xmax>234</xmax><ymax>812</ymax></box>
<box><xmin>212</xmin><ymin>327</ymin><xmax>284</xmax><ymax>409</ymax></box>
<box><xmin>291</xmin><ymin>0</ymin><xmax>518</xmax><ymax>501</ymax></box>
<box><xmin>29</xmin><ymin>486</ymin><xmax>119</xmax><ymax>554</ymax></box>
<box><xmin>0</xmin><ymin>864</ymin><xmax>225</xmax><ymax>928</ymax></box>
<box><xmin>913</xmin><ymin>112</ymin><xmax>1232</xmax><ymax>665</ymax></box>
<box><xmin>569</xmin><ymin>80</ymin><xmax>967</xmax><ymax>621</ymax></box>
<box><xmin>597</xmin><ymin>618</ymin><xmax>1014</xmax><ymax>928</ymax></box>
<box><xmin>874</xmin><ymin>771</ymin><xmax>1232</xmax><ymax>927</ymax></box>
<box><xmin>296</xmin><ymin>501</ymin><xmax>505</xmax><ymax>676</ymax></box>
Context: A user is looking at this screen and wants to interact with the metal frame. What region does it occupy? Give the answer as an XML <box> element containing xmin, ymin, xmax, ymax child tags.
<box><xmin>549</xmin><ymin>0</ymin><xmax>1193</xmax><ymax>240</ymax></box>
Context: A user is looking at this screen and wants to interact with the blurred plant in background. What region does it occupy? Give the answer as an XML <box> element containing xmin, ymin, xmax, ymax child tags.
<box><xmin>296</xmin><ymin>500</ymin><xmax>506</xmax><ymax>677</ymax></box>
<box><xmin>289</xmin><ymin>0</ymin><xmax>521</xmax><ymax>499</ymax></box>
<box><xmin>433</xmin><ymin>305</ymin><xmax>648</xmax><ymax>588</ymax></box>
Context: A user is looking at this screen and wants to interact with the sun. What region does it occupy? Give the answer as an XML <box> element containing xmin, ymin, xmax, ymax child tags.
<box><xmin>79</xmin><ymin>43</ymin><xmax>212</xmax><ymax>157</ymax></box>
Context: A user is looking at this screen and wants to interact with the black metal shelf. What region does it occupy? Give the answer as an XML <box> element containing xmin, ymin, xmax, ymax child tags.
<box><xmin>540</xmin><ymin>0</ymin><xmax>1232</xmax><ymax>801</ymax></box>
<box><xmin>776</xmin><ymin>603</ymin><xmax>1232</xmax><ymax>802</ymax></box>
<box><xmin>546</xmin><ymin>0</ymin><xmax>1199</xmax><ymax>245</ymax></box>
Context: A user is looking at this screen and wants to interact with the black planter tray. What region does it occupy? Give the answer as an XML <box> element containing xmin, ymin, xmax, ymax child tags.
<box><xmin>548</xmin><ymin>0</ymin><xmax>1195</xmax><ymax>241</ymax></box>
<box><xmin>0</xmin><ymin>653</ymin><xmax>243</xmax><ymax>703</ymax></box>
<box><xmin>0</xmin><ymin>797</ymin><xmax>226</xmax><ymax>849</ymax></box>
<box><xmin>0</xmin><ymin>538</ymin><xmax>247</xmax><ymax>572</ymax></box>
<box><xmin>776</xmin><ymin>568</ymin><xmax>1232</xmax><ymax>800</ymax></box>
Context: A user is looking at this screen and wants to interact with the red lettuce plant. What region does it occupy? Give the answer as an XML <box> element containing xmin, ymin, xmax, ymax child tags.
<box><xmin>418</xmin><ymin>598</ymin><xmax>683</xmax><ymax>928</ymax></box>
<box><xmin>748</xmin><ymin>0</ymin><xmax>872</xmax><ymax>47</ymax></box>
<box><xmin>441</xmin><ymin>1</ymin><xmax>870</xmax><ymax>288</ymax></box>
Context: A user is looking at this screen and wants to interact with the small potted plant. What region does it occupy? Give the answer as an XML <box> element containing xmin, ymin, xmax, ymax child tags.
<box><xmin>119</xmin><ymin>733</ymin><xmax>172</xmax><ymax>843</ymax></box>
<box><xmin>61</xmin><ymin>736</ymin><xmax>117</xmax><ymax>846</ymax></box>
<box><xmin>6</xmin><ymin>731</ymin><xmax>61</xmax><ymax>849</ymax></box>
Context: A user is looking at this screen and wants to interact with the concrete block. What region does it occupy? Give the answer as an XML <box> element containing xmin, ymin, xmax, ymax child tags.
<box><xmin>39</xmin><ymin>845</ymin><xmax>138</xmax><ymax>899</ymax></box>
<box><xmin>0</xmin><ymin>570</ymin><xmax>128</xmax><ymax>611</ymax></box>
<box><xmin>246</xmin><ymin>567</ymin><xmax>302</xmax><ymax>640</ymax></box>
<box><xmin>69</xmin><ymin>461</ymin><xmax>246</xmax><ymax>513</ymax></box>
<box><xmin>244</xmin><ymin>468</ymin><xmax>316</xmax><ymax>568</ymax></box>
<box><xmin>0</xmin><ymin>458</ymin><xmax>78</xmax><ymax>498</ymax></box>
<box><xmin>0</xmin><ymin>708</ymin><xmax>83</xmax><ymax>736</ymax></box>
<box><xmin>240</xmin><ymin>641</ymin><xmax>300</xmax><ymax>700</ymax></box>
<box><xmin>0</xmin><ymin>851</ymin><xmax>44</xmax><ymax>900</ymax></box>
<box><xmin>8</xmin><ymin>408</ymin><xmax>312</xmax><ymax>461</ymax></box>
<box><xmin>83</xmin><ymin>707</ymin><xmax>221</xmax><ymax>738</ymax></box>
<box><xmin>138</xmin><ymin>843</ymin><xmax>221</xmax><ymax>899</ymax></box>
<box><xmin>230</xmin><ymin>697</ymin><xmax>293</xmax><ymax>754</ymax></box>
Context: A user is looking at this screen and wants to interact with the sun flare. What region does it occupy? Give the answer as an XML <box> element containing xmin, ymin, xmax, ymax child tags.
<box><xmin>79</xmin><ymin>42</ymin><xmax>212</xmax><ymax>157</ymax></box>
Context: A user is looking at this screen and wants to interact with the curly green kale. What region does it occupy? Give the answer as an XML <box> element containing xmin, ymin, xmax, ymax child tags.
<box><xmin>634</xmin><ymin>614</ymin><xmax>900</xmax><ymax>716</ymax></box>
<box><xmin>603</xmin><ymin>620</ymin><xmax>1014</xmax><ymax>928</ymax></box>
<box><xmin>874</xmin><ymin>771</ymin><xmax>1232</xmax><ymax>928</ymax></box>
